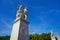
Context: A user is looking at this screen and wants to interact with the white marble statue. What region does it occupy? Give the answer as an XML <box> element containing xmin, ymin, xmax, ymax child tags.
<box><xmin>51</xmin><ymin>30</ymin><xmax>56</xmax><ymax>40</ymax></box>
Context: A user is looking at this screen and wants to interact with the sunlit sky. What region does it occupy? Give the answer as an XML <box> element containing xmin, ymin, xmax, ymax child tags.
<box><xmin>0</xmin><ymin>0</ymin><xmax>60</xmax><ymax>37</ymax></box>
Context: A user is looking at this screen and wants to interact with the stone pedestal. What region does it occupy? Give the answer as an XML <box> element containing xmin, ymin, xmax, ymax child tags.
<box><xmin>10</xmin><ymin>4</ymin><xmax>29</xmax><ymax>40</ymax></box>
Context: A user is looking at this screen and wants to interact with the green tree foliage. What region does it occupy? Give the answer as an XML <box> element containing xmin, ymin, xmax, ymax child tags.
<box><xmin>0</xmin><ymin>33</ymin><xmax>58</xmax><ymax>40</ymax></box>
<box><xmin>0</xmin><ymin>36</ymin><xmax>10</xmax><ymax>40</ymax></box>
<box><xmin>29</xmin><ymin>33</ymin><xmax>51</xmax><ymax>40</ymax></box>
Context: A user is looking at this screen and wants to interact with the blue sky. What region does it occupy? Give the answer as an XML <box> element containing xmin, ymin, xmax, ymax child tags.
<box><xmin>0</xmin><ymin>0</ymin><xmax>60</xmax><ymax>37</ymax></box>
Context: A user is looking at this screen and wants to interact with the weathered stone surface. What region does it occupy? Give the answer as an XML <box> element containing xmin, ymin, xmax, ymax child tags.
<box><xmin>10</xmin><ymin>4</ymin><xmax>29</xmax><ymax>40</ymax></box>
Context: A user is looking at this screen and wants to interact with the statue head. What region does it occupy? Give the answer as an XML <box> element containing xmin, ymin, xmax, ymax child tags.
<box><xmin>24</xmin><ymin>7</ymin><xmax>27</xmax><ymax>14</ymax></box>
<box><xmin>17</xmin><ymin>4</ymin><xmax>23</xmax><ymax>13</ymax></box>
<box><xmin>17</xmin><ymin>4</ymin><xmax>22</xmax><ymax>10</ymax></box>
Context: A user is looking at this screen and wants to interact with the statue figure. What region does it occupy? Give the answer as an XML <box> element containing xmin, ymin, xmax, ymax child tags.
<box><xmin>23</xmin><ymin>7</ymin><xmax>27</xmax><ymax>20</ymax></box>
<box><xmin>17</xmin><ymin>4</ymin><xmax>23</xmax><ymax>13</ymax></box>
<box><xmin>51</xmin><ymin>30</ymin><xmax>56</xmax><ymax>40</ymax></box>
